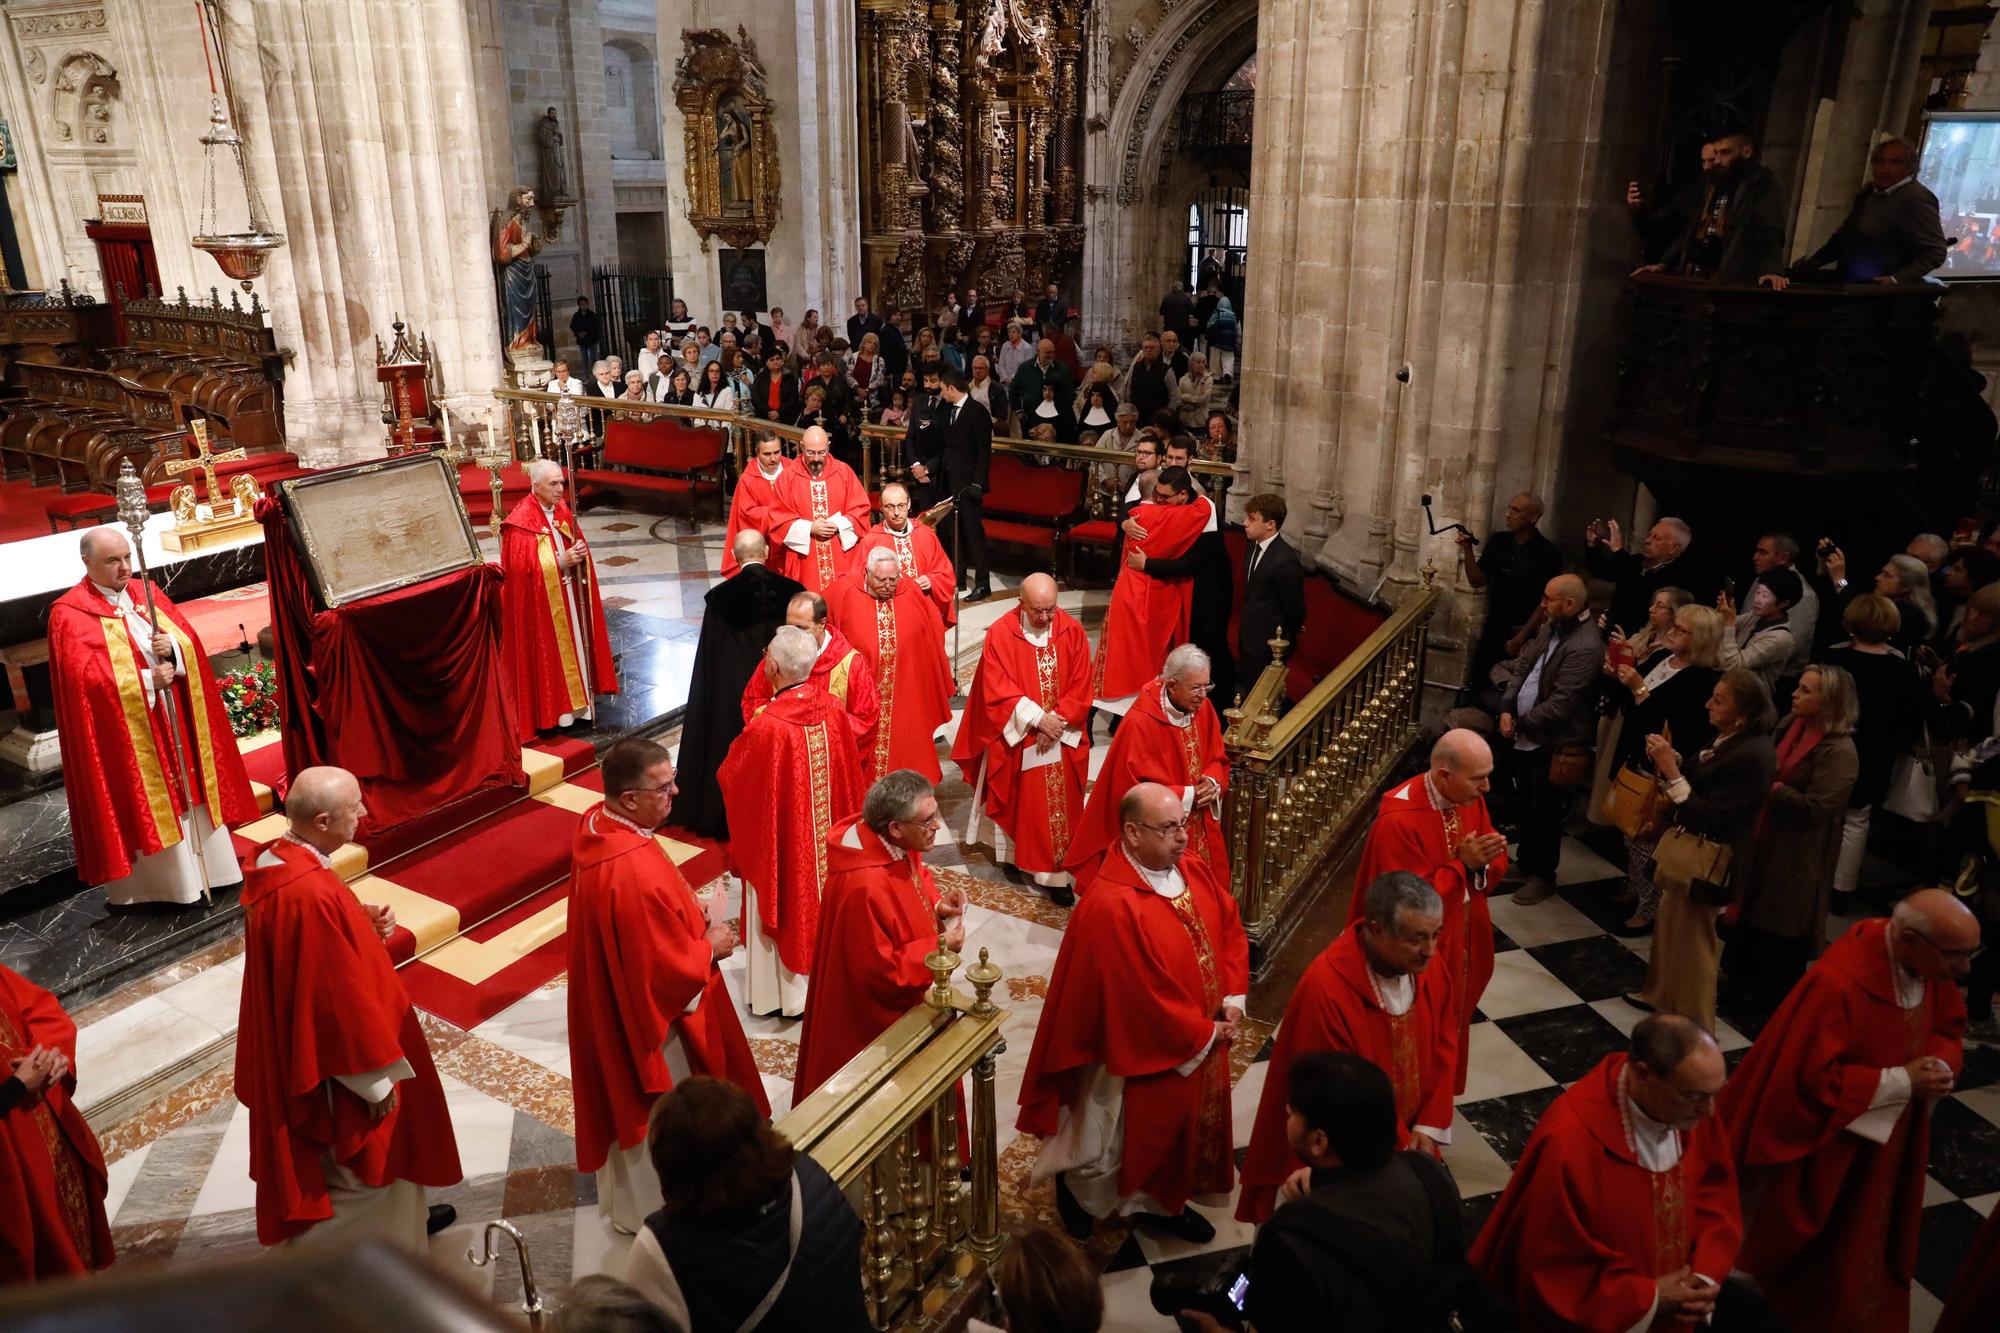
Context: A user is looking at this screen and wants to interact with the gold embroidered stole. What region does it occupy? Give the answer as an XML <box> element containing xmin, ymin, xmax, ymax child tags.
<box><xmin>1033</xmin><ymin>637</ymin><xmax>1072</xmax><ymax>864</ymax></box>
<box><xmin>804</xmin><ymin>720</ymin><xmax>833</xmax><ymax>897</ymax></box>
<box><xmin>1386</xmin><ymin>1007</ymin><xmax>1420</xmax><ymax>1126</ymax></box>
<box><xmin>871</xmin><ymin>597</ymin><xmax>899</xmax><ymax>776</ymax></box>
<box><xmin>1648</xmin><ymin>1161</ymin><xmax>1691</xmax><ymax>1278</ymax></box>
<box><xmin>1177</xmin><ymin>720</ymin><xmax>1220</xmax><ymax>866</ymax></box>
<box><xmin>0</xmin><ymin>1005</ymin><xmax>94</xmax><ymax>1263</ymax></box>
<box><xmin>1166</xmin><ymin>886</ymin><xmax>1232</xmax><ymax>1189</ymax></box>
<box><xmin>535</xmin><ymin>530</ymin><xmax>588</xmax><ymax>708</ymax></box>
<box><xmin>810</xmin><ymin>478</ymin><xmax>836</xmax><ymax>587</ymax></box>
<box><xmin>889</xmin><ymin>530</ymin><xmax>919</xmax><ymax>580</ymax></box>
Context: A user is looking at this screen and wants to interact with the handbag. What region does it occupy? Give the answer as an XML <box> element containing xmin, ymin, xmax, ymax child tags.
<box><xmin>1884</xmin><ymin>714</ymin><xmax>1940</xmax><ymax>823</ymax></box>
<box><xmin>1600</xmin><ymin>724</ymin><xmax>1672</xmax><ymax>839</ymax></box>
<box><xmin>1648</xmin><ymin>824</ymin><xmax>1734</xmax><ymax>907</ymax></box>
<box><xmin>1546</xmin><ymin>743</ymin><xmax>1593</xmax><ymax>788</ymax></box>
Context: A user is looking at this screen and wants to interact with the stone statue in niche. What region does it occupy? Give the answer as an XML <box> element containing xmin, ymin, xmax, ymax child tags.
<box><xmin>716</xmin><ymin>96</ymin><xmax>751</xmax><ymax>210</ymax></box>
<box><xmin>535</xmin><ymin>107</ymin><xmax>568</xmax><ymax>201</ymax></box>
<box><xmin>492</xmin><ymin>187</ymin><xmax>545</xmax><ymax>359</ymax></box>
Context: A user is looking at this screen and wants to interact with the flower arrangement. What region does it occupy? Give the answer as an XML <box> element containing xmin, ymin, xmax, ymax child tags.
<box><xmin>217</xmin><ymin>659</ymin><xmax>280</xmax><ymax>738</ymax></box>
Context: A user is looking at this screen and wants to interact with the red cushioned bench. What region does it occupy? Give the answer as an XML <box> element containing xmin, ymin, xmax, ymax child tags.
<box><xmin>44</xmin><ymin>491</ymin><xmax>116</xmax><ymax>531</ymax></box>
<box><xmin>1057</xmin><ymin>516</ymin><xmax>1119</xmax><ymax>586</ymax></box>
<box><xmin>980</xmin><ymin>454</ymin><xmax>1086</xmax><ymax>560</ymax></box>
<box><xmin>573</xmin><ymin>416</ymin><xmax>727</xmax><ymax>525</ymax></box>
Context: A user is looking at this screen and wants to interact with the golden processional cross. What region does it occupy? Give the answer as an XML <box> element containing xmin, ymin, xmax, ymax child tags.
<box><xmin>163</xmin><ymin>419</ymin><xmax>248</xmax><ymax>514</ymax></box>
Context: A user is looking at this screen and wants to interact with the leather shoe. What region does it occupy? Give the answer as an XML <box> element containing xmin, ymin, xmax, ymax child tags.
<box><xmin>1053</xmin><ymin>1172</ymin><xmax>1093</xmax><ymax>1240</ymax></box>
<box><xmin>966</xmin><ymin>582</ymin><xmax>993</xmax><ymax>601</ymax></box>
<box><xmin>1609</xmin><ymin>915</ymin><xmax>1653</xmax><ymax>938</ymax></box>
<box><xmin>1511</xmin><ymin>877</ymin><xmax>1557</xmax><ymax>905</ymax></box>
<box><xmin>426</xmin><ymin>1204</ymin><xmax>457</xmax><ymax>1236</ymax></box>
<box><xmin>1142</xmin><ymin>1205</ymin><xmax>1216</xmax><ymax>1245</ymax></box>
<box><xmin>1622</xmin><ymin>992</ymin><xmax>1656</xmax><ymax>1013</ymax></box>
<box><xmin>1045</xmin><ymin>884</ymin><xmax>1076</xmax><ymax>908</ymax></box>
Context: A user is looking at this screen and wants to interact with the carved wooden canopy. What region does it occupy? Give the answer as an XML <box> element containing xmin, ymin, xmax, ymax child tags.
<box><xmin>673</xmin><ymin>26</ymin><xmax>780</xmax><ymax>252</ymax></box>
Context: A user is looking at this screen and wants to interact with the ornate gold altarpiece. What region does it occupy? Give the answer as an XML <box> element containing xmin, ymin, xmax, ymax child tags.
<box><xmin>857</xmin><ymin>0</ymin><xmax>1085</xmax><ymax>315</ymax></box>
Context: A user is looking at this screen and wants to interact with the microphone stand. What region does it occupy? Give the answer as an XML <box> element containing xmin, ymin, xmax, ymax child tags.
<box><xmin>115</xmin><ymin>461</ymin><xmax>213</xmax><ymax>906</ymax></box>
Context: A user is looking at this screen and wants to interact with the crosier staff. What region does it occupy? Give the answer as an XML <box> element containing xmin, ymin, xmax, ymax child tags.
<box><xmin>114</xmin><ymin>460</ymin><xmax>213</xmax><ymax>906</ymax></box>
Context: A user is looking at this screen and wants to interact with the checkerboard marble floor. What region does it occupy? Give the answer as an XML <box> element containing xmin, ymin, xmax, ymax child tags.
<box><xmin>83</xmin><ymin>513</ymin><xmax>1998</xmax><ymax>1327</ymax></box>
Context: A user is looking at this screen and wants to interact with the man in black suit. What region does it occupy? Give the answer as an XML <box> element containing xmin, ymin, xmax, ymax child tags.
<box><xmin>749</xmin><ymin>349</ymin><xmax>801</xmax><ymax>423</ymax></box>
<box><xmin>1123</xmin><ymin>466</ymin><xmax>1236</xmax><ymax>705</ymax></box>
<box><xmin>918</xmin><ymin>366</ymin><xmax>992</xmax><ymax>600</ymax></box>
<box><xmin>739</xmin><ymin>307</ymin><xmax>775</xmax><ymax>353</ymax></box>
<box><xmin>1237</xmin><ymin>493</ymin><xmax>1308</xmax><ymax>698</ymax></box>
<box><xmin>1035</xmin><ymin>282</ymin><xmax>1067</xmax><ymax>336</ymax></box>
<box><xmin>878</xmin><ymin>311</ymin><xmax>909</xmax><ymax>387</ymax></box>
<box><xmin>846</xmin><ymin>296</ymin><xmax>884</xmax><ymax>352</ymax></box>
<box><xmin>901</xmin><ymin>362</ymin><xmax>947</xmax><ymax>508</ymax></box>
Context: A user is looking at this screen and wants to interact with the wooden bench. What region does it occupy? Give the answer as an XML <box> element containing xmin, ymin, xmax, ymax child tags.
<box><xmin>979</xmin><ymin>454</ymin><xmax>1086</xmax><ymax>559</ymax></box>
<box><xmin>574</xmin><ymin>416</ymin><xmax>728</xmax><ymax>524</ymax></box>
<box><xmin>106</xmin><ymin>288</ymin><xmax>285</xmax><ymax>449</ymax></box>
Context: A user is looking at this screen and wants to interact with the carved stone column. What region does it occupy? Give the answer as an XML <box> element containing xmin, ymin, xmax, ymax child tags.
<box><xmin>928</xmin><ymin>3</ymin><xmax>967</xmax><ymax>235</ymax></box>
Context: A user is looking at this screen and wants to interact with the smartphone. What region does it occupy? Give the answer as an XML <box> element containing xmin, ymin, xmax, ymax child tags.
<box><xmin>1721</xmin><ymin>576</ymin><xmax>1737</xmax><ymax>602</ymax></box>
<box><xmin>1227</xmin><ymin>1272</ymin><xmax>1251</xmax><ymax>1312</ymax></box>
<box><xmin>1590</xmin><ymin>518</ymin><xmax>1610</xmax><ymax>541</ymax></box>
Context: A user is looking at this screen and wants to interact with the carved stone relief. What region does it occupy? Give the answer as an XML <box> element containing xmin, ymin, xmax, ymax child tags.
<box><xmin>50</xmin><ymin>51</ymin><xmax>118</xmax><ymax>146</ymax></box>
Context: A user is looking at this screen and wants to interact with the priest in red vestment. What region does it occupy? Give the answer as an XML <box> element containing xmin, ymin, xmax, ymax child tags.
<box><xmin>1095</xmin><ymin>469</ymin><xmax>1213</xmax><ymax>710</ymax></box>
<box><xmin>1717</xmin><ymin>891</ymin><xmax>1973</xmax><ymax>1333</ymax></box>
<box><xmin>0</xmin><ymin>964</ymin><xmax>112</xmax><ymax>1283</ymax></box>
<box><xmin>740</xmin><ymin>590</ymin><xmax>879</xmax><ymax>760</ymax></box>
<box><xmin>1471</xmin><ymin>1015</ymin><xmax>1740</xmax><ymax>1332</ymax></box>
<box><xmin>1345</xmin><ymin>728</ymin><xmax>1507</xmax><ymax>1094</ymax></box>
<box><xmin>855</xmin><ymin>482</ymin><xmax>956</xmax><ymax>626</ymax></box>
<box><xmin>49</xmin><ymin>527</ymin><xmax>255</xmax><ymax>904</ymax></box>
<box><xmin>952</xmin><ymin>574</ymin><xmax>1093</xmax><ymax>902</ymax></box>
<box><xmin>1066</xmin><ymin>646</ymin><xmax>1228</xmax><ymax>887</ymax></box>
<box><xmin>501</xmin><ymin>459</ymin><xmax>617</xmax><ymax>738</ymax></box>
<box><xmin>768</xmin><ymin>426</ymin><xmax>870</xmax><ymax>594</ymax></box>
<box><xmin>722</xmin><ymin>433</ymin><xmax>795</xmax><ymax>577</ymax></box>
<box><xmin>717</xmin><ymin>626</ymin><xmax>868</xmax><ymax>1018</ymax></box>
<box><xmin>567</xmin><ymin>738</ymin><xmax>767</xmax><ymax>1234</ymax></box>
<box><xmin>1021</xmin><ymin>782</ymin><xmax>1249</xmax><ymax>1245</ymax></box>
<box><xmin>1237</xmin><ymin>871</ymin><xmax>1457</xmax><ymax>1224</ymax></box>
<box><xmin>234</xmin><ymin>766</ymin><xmax>462</xmax><ymax>1249</ymax></box>
<box><xmin>794</xmin><ymin>771</ymin><xmax>969</xmax><ymax>1102</ymax></box>
<box><xmin>826</xmin><ymin>547</ymin><xmax>955</xmax><ymax>783</ymax></box>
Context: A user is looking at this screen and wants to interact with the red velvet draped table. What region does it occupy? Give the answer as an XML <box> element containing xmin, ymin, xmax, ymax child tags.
<box><xmin>259</xmin><ymin>498</ymin><xmax>524</xmax><ymax>837</ymax></box>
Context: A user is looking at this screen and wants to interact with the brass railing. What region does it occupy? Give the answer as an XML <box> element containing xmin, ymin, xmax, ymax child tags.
<box><xmin>1221</xmin><ymin>583</ymin><xmax>1440</xmax><ymax>971</ymax></box>
<box><xmin>483</xmin><ymin>388</ymin><xmax>1229</xmax><ymax>512</ymax></box>
<box><xmin>777</xmin><ymin>941</ymin><xmax>1010</xmax><ymax>1332</ymax></box>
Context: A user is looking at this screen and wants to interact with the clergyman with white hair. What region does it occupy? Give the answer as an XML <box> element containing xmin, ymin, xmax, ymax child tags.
<box><xmin>500</xmin><ymin>455</ymin><xmax>617</xmax><ymax>736</ymax></box>
<box><xmin>47</xmin><ymin>525</ymin><xmax>257</xmax><ymax>904</ymax></box>
<box><xmin>714</xmin><ymin>624</ymin><xmax>867</xmax><ymax>1017</ymax></box>
<box><xmin>1064</xmin><ymin>643</ymin><xmax>1230</xmax><ymax>885</ymax></box>
<box><xmin>824</xmin><ymin>543</ymin><xmax>954</xmax><ymax>784</ymax></box>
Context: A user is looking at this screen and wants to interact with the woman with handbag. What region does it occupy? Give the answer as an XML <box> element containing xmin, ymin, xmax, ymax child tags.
<box><xmin>1627</xmin><ymin>669</ymin><xmax>1778</xmax><ymax>1031</ymax></box>
<box><xmin>1821</xmin><ymin>594</ymin><xmax>1923</xmax><ymax>913</ymax></box>
<box><xmin>1722</xmin><ymin>664</ymin><xmax>1860</xmax><ymax>1011</ymax></box>
<box><xmin>1601</xmin><ymin>604</ymin><xmax>1723</xmax><ymax>936</ymax></box>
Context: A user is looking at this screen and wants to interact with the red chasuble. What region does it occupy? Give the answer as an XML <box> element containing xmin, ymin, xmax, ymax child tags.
<box><xmin>825</xmin><ymin>573</ymin><xmax>955</xmax><ymax>783</ymax></box>
<box><xmin>1469</xmin><ymin>1053</ymin><xmax>1741</xmax><ymax>1333</ymax></box>
<box><xmin>716</xmin><ymin>683</ymin><xmax>867</xmax><ymax>976</ymax></box>
<box><xmin>768</xmin><ymin>458</ymin><xmax>872</xmax><ymax>594</ymax></box>
<box><xmin>1345</xmin><ymin>775</ymin><xmax>1507</xmax><ymax>1094</ymax></box>
<box><xmin>1235</xmin><ymin>930</ymin><xmax>1458</xmax><ymax>1223</ymax></box>
<box><xmin>1017</xmin><ymin>848</ymin><xmax>1249</xmax><ymax>1214</ymax></box>
<box><xmin>0</xmin><ymin>966</ymin><xmax>112</xmax><ymax>1282</ymax></box>
<box><xmin>234</xmin><ymin>839</ymin><xmax>462</xmax><ymax>1246</ymax></box>
<box><xmin>1938</xmin><ymin>1203</ymin><xmax>2000</xmax><ymax>1333</ymax></box>
<box><xmin>855</xmin><ymin>523</ymin><xmax>958</xmax><ymax>627</ymax></box>
<box><xmin>740</xmin><ymin>625</ymin><xmax>880</xmax><ymax>761</ymax></box>
<box><xmin>1717</xmin><ymin>918</ymin><xmax>1965</xmax><ymax>1333</ymax></box>
<box><xmin>722</xmin><ymin>462</ymin><xmax>794</xmax><ymax>577</ymax></box>
<box><xmin>793</xmin><ymin>817</ymin><xmax>945</xmax><ymax>1101</ymax></box>
<box><xmin>1095</xmin><ymin>498</ymin><xmax>1210</xmax><ymax>700</ymax></box>
<box><xmin>949</xmin><ymin>608</ymin><xmax>1094</xmax><ymax>875</ymax></box>
<box><xmin>48</xmin><ymin>578</ymin><xmax>256</xmax><ymax>886</ymax></box>
<box><xmin>1064</xmin><ymin>680</ymin><xmax>1228</xmax><ymax>886</ymax></box>
<box><xmin>567</xmin><ymin>804</ymin><xmax>768</xmax><ymax>1175</ymax></box>
<box><xmin>500</xmin><ymin>495</ymin><xmax>617</xmax><ymax>740</ymax></box>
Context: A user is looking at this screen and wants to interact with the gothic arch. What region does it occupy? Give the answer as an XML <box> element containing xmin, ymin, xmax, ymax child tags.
<box><xmin>1080</xmin><ymin>0</ymin><xmax>1258</xmax><ymax>348</ymax></box>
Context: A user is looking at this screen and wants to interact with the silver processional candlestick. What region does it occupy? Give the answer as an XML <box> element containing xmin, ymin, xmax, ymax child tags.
<box><xmin>115</xmin><ymin>462</ymin><xmax>214</xmax><ymax>906</ymax></box>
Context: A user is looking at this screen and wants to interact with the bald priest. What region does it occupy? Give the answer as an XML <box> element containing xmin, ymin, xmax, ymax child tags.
<box><xmin>50</xmin><ymin>527</ymin><xmax>256</xmax><ymax>905</ymax></box>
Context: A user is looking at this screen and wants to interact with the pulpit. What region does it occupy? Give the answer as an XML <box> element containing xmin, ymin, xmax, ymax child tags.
<box><xmin>258</xmin><ymin>453</ymin><xmax>523</xmax><ymax>836</ymax></box>
<box><xmin>375</xmin><ymin>318</ymin><xmax>444</xmax><ymax>454</ymax></box>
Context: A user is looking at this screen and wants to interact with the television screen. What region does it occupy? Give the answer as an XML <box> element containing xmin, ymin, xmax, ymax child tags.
<box><xmin>1921</xmin><ymin>114</ymin><xmax>2000</xmax><ymax>278</ymax></box>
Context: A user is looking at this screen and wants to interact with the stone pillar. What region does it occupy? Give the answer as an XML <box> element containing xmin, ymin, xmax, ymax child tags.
<box><xmin>207</xmin><ymin>0</ymin><xmax>504</xmax><ymax>461</ymax></box>
<box><xmin>1235</xmin><ymin>0</ymin><xmax>1622</xmax><ymax>650</ymax></box>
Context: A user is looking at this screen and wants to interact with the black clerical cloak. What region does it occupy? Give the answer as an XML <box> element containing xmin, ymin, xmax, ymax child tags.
<box><xmin>667</xmin><ymin>562</ymin><xmax>805</xmax><ymax>838</ymax></box>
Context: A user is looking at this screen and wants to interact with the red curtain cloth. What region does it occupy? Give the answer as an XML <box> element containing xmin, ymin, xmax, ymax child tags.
<box><xmin>257</xmin><ymin>498</ymin><xmax>524</xmax><ymax>836</ymax></box>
